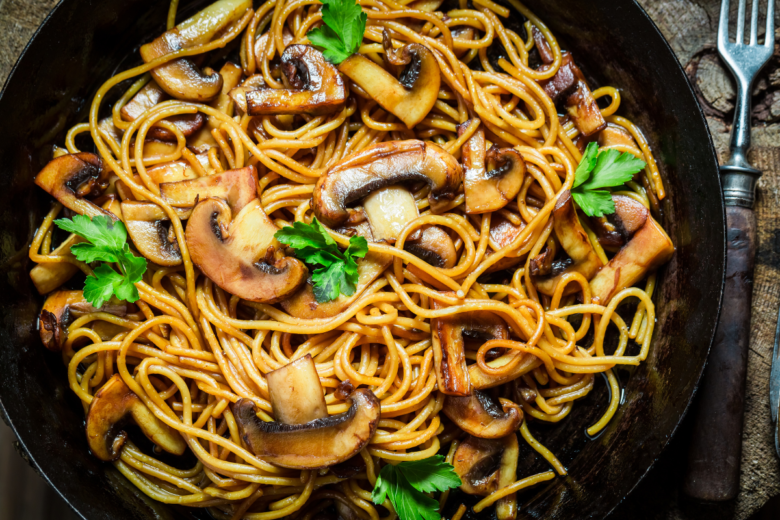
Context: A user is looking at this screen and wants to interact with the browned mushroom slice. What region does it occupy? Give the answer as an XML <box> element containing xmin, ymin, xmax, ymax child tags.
<box><xmin>408</xmin><ymin>0</ymin><xmax>443</xmax><ymax>10</ymax></box>
<box><xmin>266</xmin><ymin>354</ymin><xmax>328</xmax><ymax>424</ymax></box>
<box><xmin>282</xmin><ymin>251</ymin><xmax>392</xmax><ymax>319</ymax></box>
<box><xmin>160</xmin><ymin>166</ymin><xmax>257</xmax><ymax>212</ymax></box>
<box><xmin>460</xmin><ymin>123</ymin><xmax>526</xmax><ymax>214</ymax></box>
<box><xmin>338</xmin><ymin>32</ymin><xmax>440</xmax><ymax>128</ymax></box>
<box><xmin>233</xmin><ymin>388</ymin><xmax>380</xmax><ymax>469</ymax></box>
<box><xmin>405</xmin><ymin>225</ymin><xmax>458</xmax><ymax>269</ymax></box>
<box><xmin>443</xmin><ymin>391</ymin><xmax>523</xmax><ymax>439</ymax></box>
<box><xmin>246</xmin><ymin>45</ymin><xmax>347</xmax><ymax>116</ymax></box>
<box><xmin>120</xmin><ymin>80</ymin><xmax>205</xmax><ymax>141</ymax></box>
<box><xmin>589</xmin><ymin>195</ymin><xmax>649</xmax><ymax>248</ymax></box>
<box><xmin>469</xmin><ymin>352</ymin><xmax>542</xmax><ymax>390</ymax></box>
<box><xmin>531</xmin><ymin>26</ymin><xmax>554</xmax><ymax>65</ymax></box>
<box><xmin>35</xmin><ymin>152</ymin><xmax>114</xmax><ymax>219</ymax></box>
<box><xmin>453</xmin><ymin>434</ymin><xmax>518</xmax><ymax>496</ymax></box>
<box><xmin>484</xmin><ymin>214</ymin><xmax>526</xmax><ymax>273</ymax></box>
<box><xmin>146</xmin><ymin>160</ymin><xmax>199</xmax><ymax>186</ymax></box>
<box><xmin>431</xmin><ymin>297</ymin><xmax>509</xmax><ymax>396</ymax></box>
<box><xmin>535</xmin><ymin>190</ymin><xmax>605</xmax><ymax>296</ymax></box>
<box><xmin>86</xmin><ymin>374</ymin><xmax>186</xmax><ymax>461</ymax></box>
<box><xmin>122</xmin><ymin>202</ymin><xmax>182</xmax><ymax>266</ymax></box>
<box><xmin>186</xmin><ymin>197</ymin><xmax>307</xmax><ymax>303</ymax></box>
<box><xmin>598</xmin><ymin>122</ymin><xmax>639</xmax><ymax>149</ymax></box>
<box><xmin>229</xmin><ymin>74</ymin><xmax>268</xmax><ymax>115</ymax></box>
<box><xmin>313</xmin><ymin>139</ymin><xmax>462</xmax><ymax>228</ymax></box>
<box><xmin>538</xmin><ymin>52</ymin><xmax>605</xmax><ymax>137</ymax></box>
<box><xmin>528</xmin><ymin>242</ymin><xmax>555</xmax><ymax>276</ymax></box>
<box><xmin>590</xmin><ymin>212</ymin><xmax>673</xmax><ymax>304</ymax></box>
<box><xmin>140</xmin><ymin>0</ymin><xmax>251</xmax><ymax>102</ymax></box>
<box><xmin>39</xmin><ymin>291</ymin><xmax>128</xmax><ymax>352</ymax></box>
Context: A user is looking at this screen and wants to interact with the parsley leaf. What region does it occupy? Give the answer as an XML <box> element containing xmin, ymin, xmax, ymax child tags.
<box><xmin>54</xmin><ymin>215</ymin><xmax>147</xmax><ymax>307</ymax></box>
<box><xmin>307</xmin><ymin>0</ymin><xmax>366</xmax><ymax>64</ymax></box>
<box><xmin>570</xmin><ymin>142</ymin><xmax>646</xmax><ymax>217</ymax></box>
<box><xmin>371</xmin><ymin>456</ymin><xmax>461</xmax><ymax>520</ymax></box>
<box><xmin>274</xmin><ymin>217</ymin><xmax>368</xmax><ymax>303</ymax></box>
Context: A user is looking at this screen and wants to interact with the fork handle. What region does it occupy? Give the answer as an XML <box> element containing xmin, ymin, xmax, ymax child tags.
<box><xmin>683</xmin><ymin>204</ymin><xmax>757</xmax><ymax>501</ymax></box>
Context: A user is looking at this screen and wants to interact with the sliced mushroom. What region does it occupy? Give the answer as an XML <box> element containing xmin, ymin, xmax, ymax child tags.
<box><xmin>246</xmin><ymin>45</ymin><xmax>347</xmax><ymax>116</ymax></box>
<box><xmin>460</xmin><ymin>123</ymin><xmax>525</xmax><ymax>214</ymax></box>
<box><xmin>233</xmin><ymin>387</ymin><xmax>380</xmax><ymax>469</ymax></box>
<box><xmin>229</xmin><ymin>74</ymin><xmax>268</xmax><ymax>115</ymax></box>
<box><xmin>186</xmin><ymin>197</ymin><xmax>307</xmax><ymax>303</ymax></box>
<box><xmin>589</xmin><ymin>194</ymin><xmax>648</xmax><ymax>248</ymax></box>
<box><xmin>160</xmin><ymin>165</ymin><xmax>257</xmax><ymax>212</ymax></box>
<box><xmin>408</xmin><ymin>0</ymin><xmax>443</xmax><ymax>11</ymax></box>
<box><xmin>35</xmin><ymin>152</ymin><xmax>114</xmax><ymax>219</ymax></box>
<box><xmin>190</xmin><ymin>62</ymin><xmax>245</xmax><ymax>149</ymax></box>
<box><xmin>453</xmin><ymin>434</ymin><xmax>518</xmax><ymax>496</ymax></box>
<box><xmin>338</xmin><ymin>31</ymin><xmax>440</xmax><ymax>128</ymax></box>
<box><xmin>30</xmin><ymin>234</ymin><xmax>82</xmax><ymax>295</ymax></box>
<box><xmin>267</xmin><ymin>354</ymin><xmax>328</xmax><ymax>425</ymax></box>
<box><xmin>313</xmin><ymin>139</ymin><xmax>462</xmax><ymax>227</ymax></box>
<box><xmin>590</xmin><ymin>210</ymin><xmax>673</xmax><ymax>304</ymax></box>
<box><xmin>86</xmin><ymin>374</ymin><xmax>186</xmax><ymax>461</ymax></box>
<box><xmin>39</xmin><ymin>291</ymin><xmax>127</xmax><ymax>351</ymax></box>
<box><xmin>538</xmin><ymin>52</ymin><xmax>605</xmax><ymax>136</ymax></box>
<box><xmin>469</xmin><ymin>351</ymin><xmax>542</xmax><ymax>390</ymax></box>
<box><xmin>405</xmin><ymin>225</ymin><xmax>458</xmax><ymax>269</ymax></box>
<box><xmin>484</xmin><ymin>214</ymin><xmax>526</xmax><ymax>273</ymax></box>
<box><xmin>120</xmin><ymin>80</ymin><xmax>205</xmax><ymax>140</ymax></box>
<box><xmin>282</xmin><ymin>251</ymin><xmax>392</xmax><ymax>319</ymax></box>
<box><xmin>146</xmin><ymin>160</ymin><xmax>200</xmax><ymax>186</ymax></box>
<box><xmin>535</xmin><ymin>190</ymin><xmax>605</xmax><ymax>296</ymax></box>
<box><xmin>528</xmin><ymin>241</ymin><xmax>555</xmax><ymax>276</ymax></box>
<box><xmin>598</xmin><ymin>123</ymin><xmax>639</xmax><ymax>150</ymax></box>
<box><xmin>121</xmin><ymin>201</ymin><xmax>182</xmax><ymax>266</ymax></box>
<box><xmin>531</xmin><ymin>26</ymin><xmax>554</xmax><ymax>66</ymax></box>
<box><xmin>443</xmin><ymin>391</ymin><xmax>522</xmax><ymax>439</ymax></box>
<box><xmin>431</xmin><ymin>297</ymin><xmax>509</xmax><ymax>396</ymax></box>
<box><xmin>452</xmin><ymin>27</ymin><xmax>476</xmax><ymax>58</ymax></box>
<box><xmin>140</xmin><ymin>0</ymin><xmax>251</xmax><ymax>102</ymax></box>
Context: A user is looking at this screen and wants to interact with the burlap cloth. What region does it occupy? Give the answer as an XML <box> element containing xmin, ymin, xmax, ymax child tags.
<box><xmin>0</xmin><ymin>0</ymin><xmax>777</xmax><ymax>518</ymax></box>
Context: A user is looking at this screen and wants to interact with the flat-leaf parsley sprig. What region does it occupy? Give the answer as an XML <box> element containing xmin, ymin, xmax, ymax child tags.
<box><xmin>274</xmin><ymin>218</ymin><xmax>368</xmax><ymax>303</ymax></box>
<box><xmin>54</xmin><ymin>215</ymin><xmax>147</xmax><ymax>307</ymax></box>
<box><xmin>371</xmin><ymin>455</ymin><xmax>461</xmax><ymax>520</ymax></box>
<box><xmin>307</xmin><ymin>0</ymin><xmax>367</xmax><ymax>64</ymax></box>
<box><xmin>570</xmin><ymin>142</ymin><xmax>647</xmax><ymax>217</ymax></box>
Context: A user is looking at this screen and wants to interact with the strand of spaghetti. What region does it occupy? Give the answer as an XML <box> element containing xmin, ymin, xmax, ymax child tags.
<box><xmin>473</xmin><ymin>470</ymin><xmax>556</xmax><ymax>512</ymax></box>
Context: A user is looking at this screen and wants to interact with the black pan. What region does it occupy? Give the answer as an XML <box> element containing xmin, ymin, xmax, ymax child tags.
<box><xmin>0</xmin><ymin>0</ymin><xmax>724</xmax><ymax>518</ymax></box>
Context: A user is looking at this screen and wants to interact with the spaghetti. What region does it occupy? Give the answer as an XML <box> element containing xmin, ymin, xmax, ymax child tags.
<box><xmin>29</xmin><ymin>0</ymin><xmax>673</xmax><ymax>518</ymax></box>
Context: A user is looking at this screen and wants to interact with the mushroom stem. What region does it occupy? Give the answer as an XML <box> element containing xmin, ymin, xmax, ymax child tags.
<box><xmin>267</xmin><ymin>354</ymin><xmax>328</xmax><ymax>425</ymax></box>
<box><xmin>86</xmin><ymin>374</ymin><xmax>186</xmax><ymax>461</ymax></box>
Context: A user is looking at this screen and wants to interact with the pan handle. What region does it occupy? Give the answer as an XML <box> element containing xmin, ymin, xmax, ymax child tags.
<box><xmin>683</xmin><ymin>205</ymin><xmax>756</xmax><ymax>501</ymax></box>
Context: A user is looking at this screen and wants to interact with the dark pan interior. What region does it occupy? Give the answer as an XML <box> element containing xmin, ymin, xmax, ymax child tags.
<box><xmin>0</xmin><ymin>0</ymin><xmax>724</xmax><ymax>519</ymax></box>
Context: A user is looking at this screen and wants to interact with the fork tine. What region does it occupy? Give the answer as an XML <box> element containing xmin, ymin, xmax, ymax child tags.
<box><xmin>720</xmin><ymin>0</ymin><xmax>731</xmax><ymax>46</ymax></box>
<box><xmin>737</xmin><ymin>0</ymin><xmax>747</xmax><ymax>43</ymax></box>
<box><xmin>750</xmin><ymin>0</ymin><xmax>759</xmax><ymax>45</ymax></box>
<box><xmin>766</xmin><ymin>0</ymin><xmax>775</xmax><ymax>47</ymax></box>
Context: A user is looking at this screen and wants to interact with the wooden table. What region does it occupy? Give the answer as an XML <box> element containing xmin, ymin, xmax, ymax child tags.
<box><xmin>0</xmin><ymin>0</ymin><xmax>778</xmax><ymax>518</ymax></box>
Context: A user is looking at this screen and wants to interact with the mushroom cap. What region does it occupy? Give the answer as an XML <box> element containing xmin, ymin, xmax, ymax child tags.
<box><xmin>121</xmin><ymin>201</ymin><xmax>183</xmax><ymax>266</ymax></box>
<box><xmin>39</xmin><ymin>291</ymin><xmax>127</xmax><ymax>351</ymax></box>
<box><xmin>312</xmin><ymin>139</ymin><xmax>462</xmax><ymax>228</ymax></box>
<box><xmin>246</xmin><ymin>45</ymin><xmax>347</xmax><ymax>116</ymax></box>
<box><xmin>535</xmin><ymin>190</ymin><xmax>605</xmax><ymax>296</ymax></box>
<box><xmin>431</xmin><ymin>300</ymin><xmax>510</xmax><ymax>396</ymax></box>
<box><xmin>140</xmin><ymin>30</ymin><xmax>223</xmax><ymax>102</ymax></box>
<box><xmin>160</xmin><ymin>165</ymin><xmax>258</xmax><ymax>212</ymax></box>
<box><xmin>120</xmin><ymin>80</ymin><xmax>205</xmax><ymax>140</ymax></box>
<box><xmin>453</xmin><ymin>436</ymin><xmax>504</xmax><ymax>496</ymax></box>
<box><xmin>405</xmin><ymin>225</ymin><xmax>458</xmax><ymax>269</ymax></box>
<box><xmin>86</xmin><ymin>374</ymin><xmax>186</xmax><ymax>461</ymax></box>
<box><xmin>35</xmin><ymin>152</ymin><xmax>114</xmax><ymax>219</ymax></box>
<box><xmin>462</xmin><ymin>122</ymin><xmax>526</xmax><ymax>215</ymax></box>
<box><xmin>443</xmin><ymin>391</ymin><xmax>523</xmax><ymax>439</ymax></box>
<box><xmin>338</xmin><ymin>36</ymin><xmax>440</xmax><ymax>128</ymax></box>
<box><xmin>233</xmin><ymin>388</ymin><xmax>380</xmax><ymax>469</ymax></box>
<box><xmin>185</xmin><ymin>197</ymin><xmax>308</xmax><ymax>303</ymax></box>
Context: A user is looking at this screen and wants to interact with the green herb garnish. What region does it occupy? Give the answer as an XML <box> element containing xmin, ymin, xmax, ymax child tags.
<box><xmin>274</xmin><ymin>217</ymin><xmax>368</xmax><ymax>303</ymax></box>
<box><xmin>571</xmin><ymin>141</ymin><xmax>647</xmax><ymax>217</ymax></box>
<box><xmin>55</xmin><ymin>215</ymin><xmax>147</xmax><ymax>307</ymax></box>
<box><xmin>371</xmin><ymin>455</ymin><xmax>461</xmax><ymax>520</ymax></box>
<box><xmin>307</xmin><ymin>0</ymin><xmax>367</xmax><ymax>64</ymax></box>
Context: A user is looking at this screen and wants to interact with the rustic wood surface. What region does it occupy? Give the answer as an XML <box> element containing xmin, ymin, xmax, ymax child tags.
<box><xmin>0</xmin><ymin>0</ymin><xmax>779</xmax><ymax>519</ymax></box>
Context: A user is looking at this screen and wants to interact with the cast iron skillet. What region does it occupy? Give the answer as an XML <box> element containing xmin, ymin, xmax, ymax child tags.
<box><xmin>0</xmin><ymin>0</ymin><xmax>724</xmax><ymax>518</ymax></box>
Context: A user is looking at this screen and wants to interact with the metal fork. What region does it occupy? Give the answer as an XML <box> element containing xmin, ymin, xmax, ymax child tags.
<box><xmin>683</xmin><ymin>0</ymin><xmax>775</xmax><ymax>502</ymax></box>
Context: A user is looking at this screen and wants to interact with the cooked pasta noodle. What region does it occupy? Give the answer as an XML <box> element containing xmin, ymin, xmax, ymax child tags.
<box><xmin>29</xmin><ymin>0</ymin><xmax>672</xmax><ymax>518</ymax></box>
